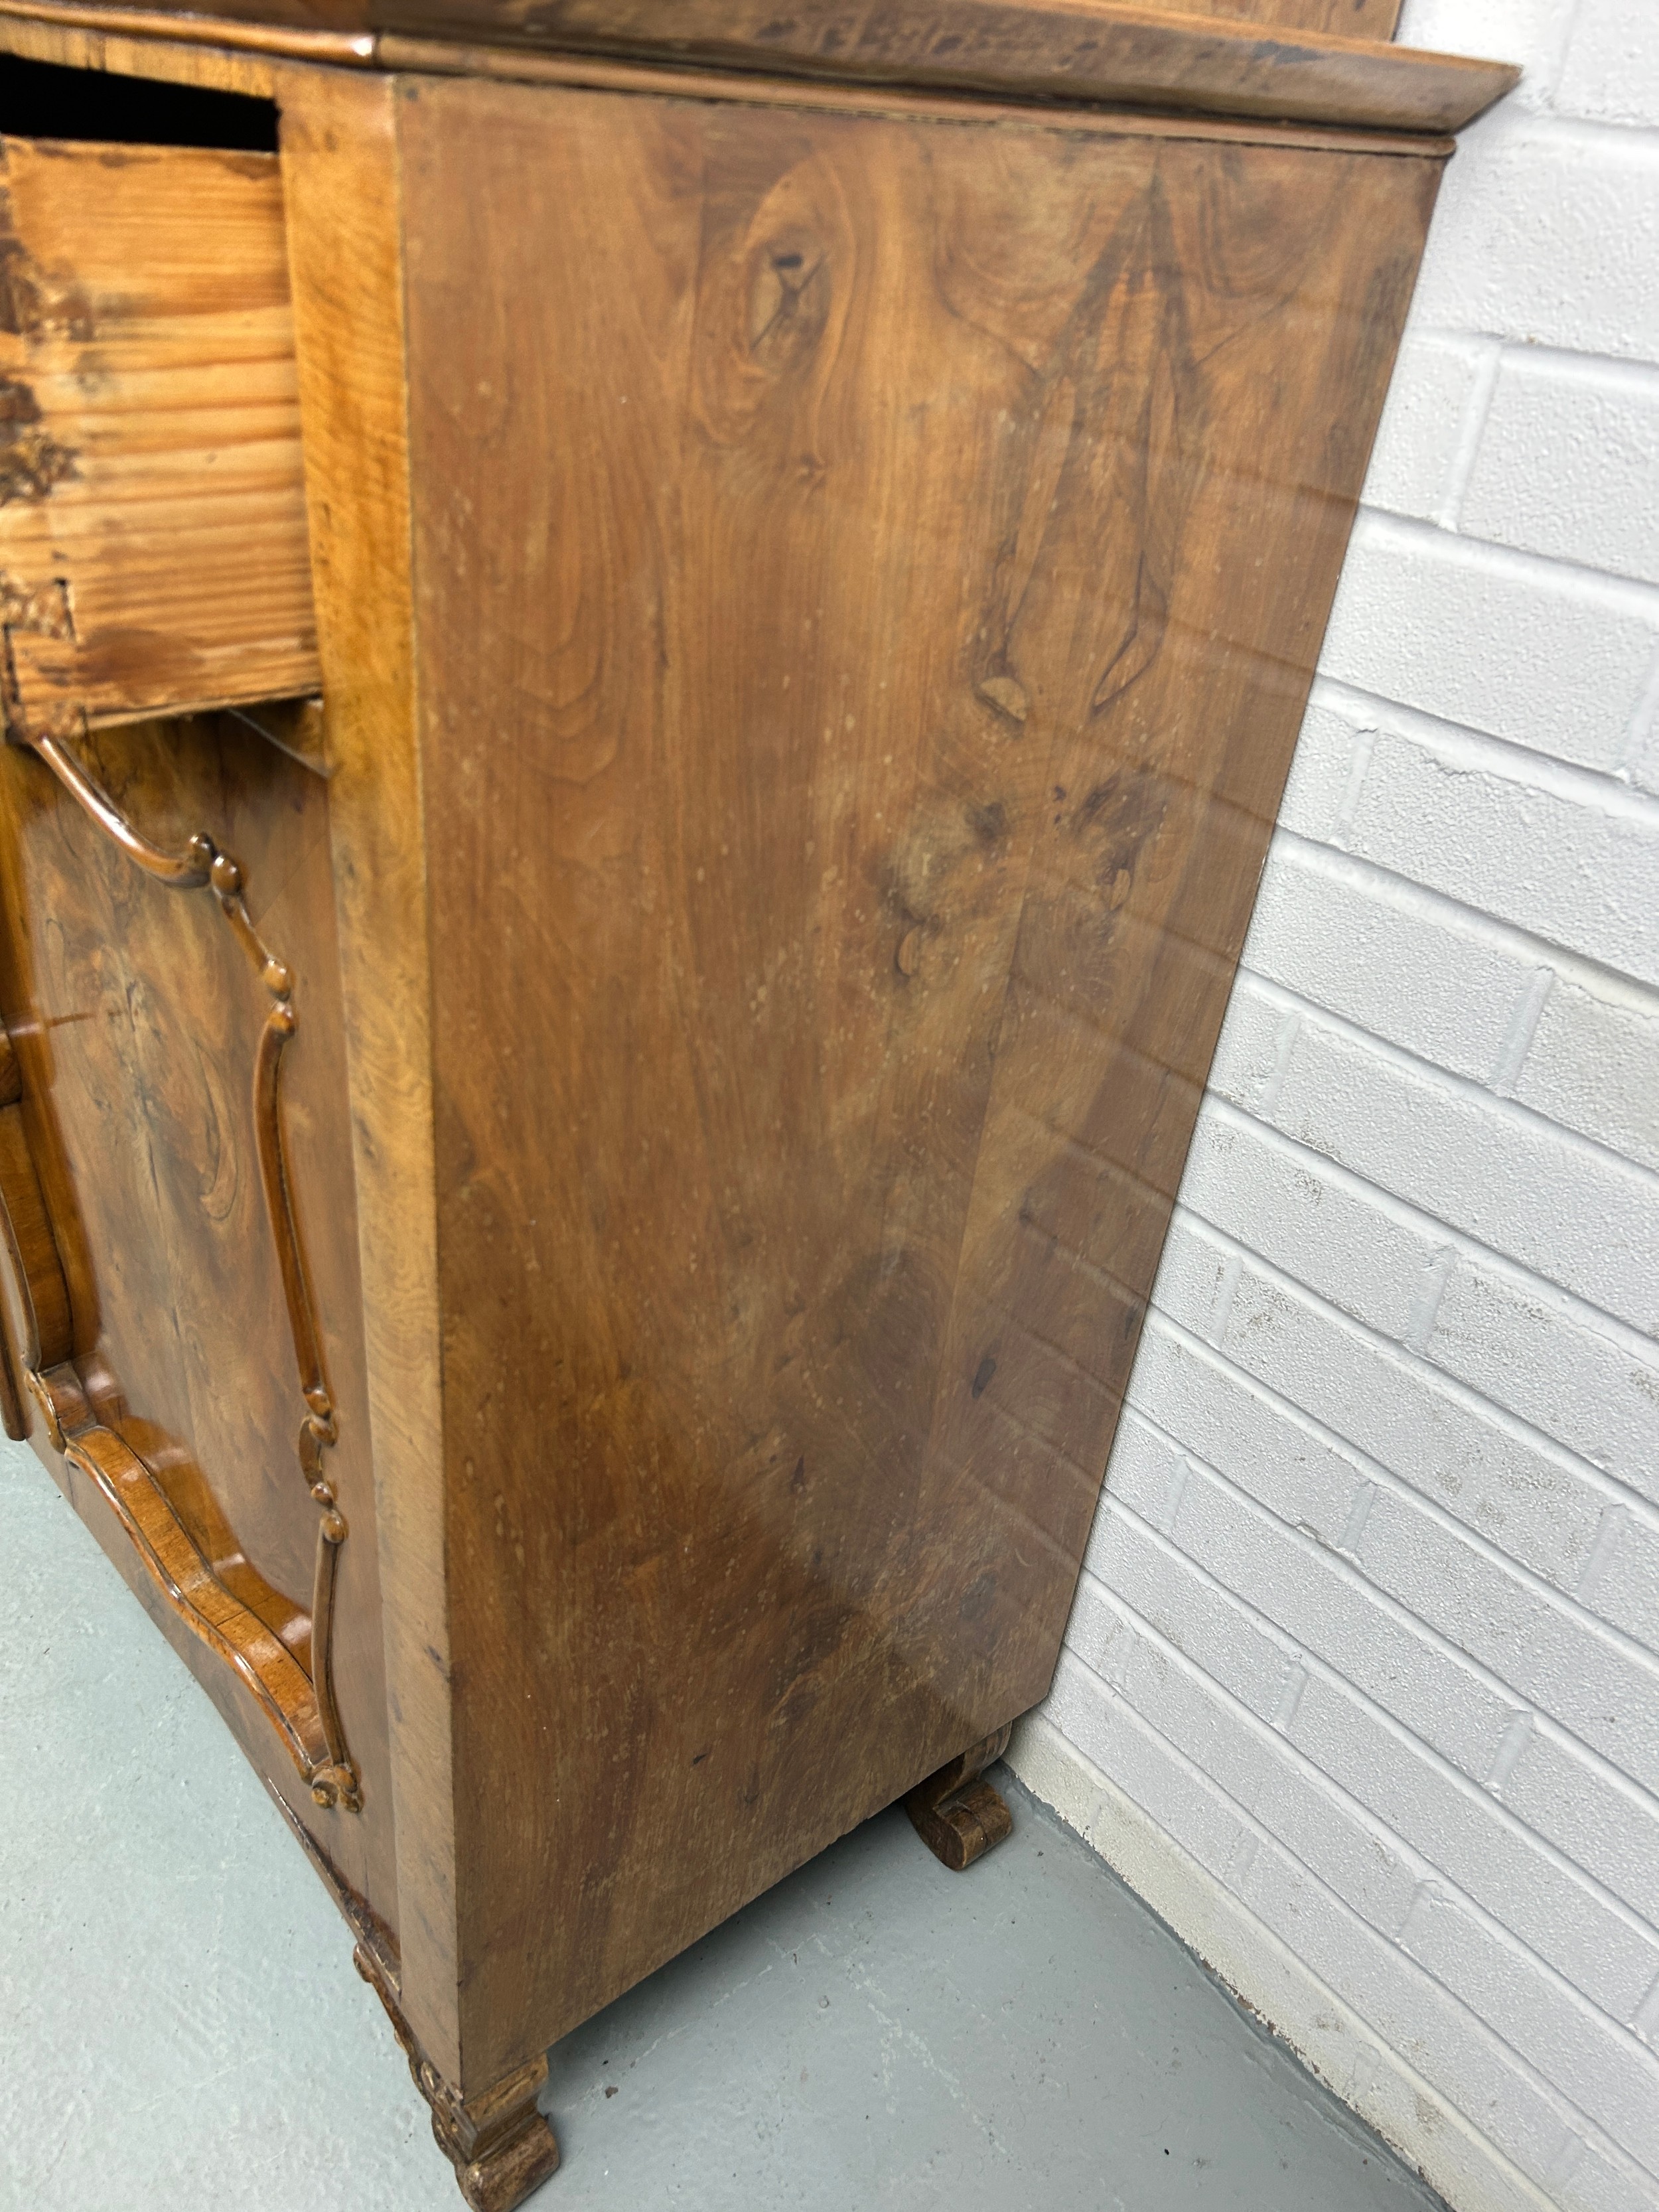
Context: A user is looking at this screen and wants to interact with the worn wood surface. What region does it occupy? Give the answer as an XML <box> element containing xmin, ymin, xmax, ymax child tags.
<box><xmin>279</xmin><ymin>63</ymin><xmax>455</xmax><ymax>2064</ymax></box>
<box><xmin>0</xmin><ymin>135</ymin><xmax>318</xmax><ymax>738</ymax></box>
<box><xmin>0</xmin><ymin>19</ymin><xmax>1445</xmax><ymax>164</ymax></box>
<box><xmin>21</xmin><ymin>713</ymin><xmax>361</xmax><ymax>1803</ymax></box>
<box><xmin>0</xmin><ymin>954</ymin><xmax>344</xmax><ymax>1799</ymax></box>
<box><xmin>904</xmin><ymin>1725</ymin><xmax>1015</xmax><ymax>1870</ymax></box>
<box><xmin>0</xmin><ymin>5</ymin><xmax>292</xmax><ymax>90</ymax></box>
<box><xmin>396</xmin><ymin>74</ymin><xmax>1441</xmax><ymax>2084</ymax></box>
<box><xmin>356</xmin><ymin>1944</ymin><xmax>561</xmax><ymax>2212</ymax></box>
<box><xmin>378</xmin><ymin>1</ymin><xmax>1508</xmax><ymax>131</ymax></box>
<box><xmin>0</xmin><ymin>0</ymin><xmax>1406</xmax><ymax>52</ymax></box>
<box><xmin>1201</xmin><ymin>0</ymin><xmax>1400</xmax><ymax>29</ymax></box>
<box><xmin>373</xmin><ymin>35</ymin><xmax>1456</xmax><ymax>160</ymax></box>
<box><xmin>0</xmin><ymin>0</ymin><xmax>1510</xmax><ymax>133</ymax></box>
<box><xmin>0</xmin><ymin>710</ymin><xmax>395</xmax><ymax>1904</ymax></box>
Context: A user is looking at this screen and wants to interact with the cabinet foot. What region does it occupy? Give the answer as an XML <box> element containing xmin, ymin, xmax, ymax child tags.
<box><xmin>354</xmin><ymin>1947</ymin><xmax>561</xmax><ymax>2210</ymax></box>
<box><xmin>904</xmin><ymin>1724</ymin><xmax>1014</xmax><ymax>1870</ymax></box>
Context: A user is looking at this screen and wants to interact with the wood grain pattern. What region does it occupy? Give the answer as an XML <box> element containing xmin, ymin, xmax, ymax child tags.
<box><xmin>1197</xmin><ymin>0</ymin><xmax>1400</xmax><ymax>29</ymax></box>
<box><xmin>355</xmin><ymin>1944</ymin><xmax>561</xmax><ymax>2212</ymax></box>
<box><xmin>0</xmin><ymin>133</ymin><xmax>318</xmax><ymax>739</ymax></box>
<box><xmin>904</xmin><ymin>1726</ymin><xmax>1015</xmax><ymax>1870</ymax></box>
<box><xmin>0</xmin><ymin>710</ymin><xmax>396</xmax><ymax>1901</ymax></box>
<box><xmin>19</xmin><ymin>720</ymin><xmax>360</xmax><ymax>1800</ymax></box>
<box><xmin>376</xmin><ymin>1</ymin><xmax>1513</xmax><ymax>131</ymax></box>
<box><xmin>373</xmin><ymin>37</ymin><xmax>1455</xmax><ymax>161</ymax></box>
<box><xmin>0</xmin><ymin>5</ymin><xmax>289</xmax><ymax>91</ymax></box>
<box><xmin>397</xmin><ymin>74</ymin><xmax>1440</xmax><ymax>2085</ymax></box>
<box><xmin>0</xmin><ymin>33</ymin><xmax>1482</xmax><ymax>2197</ymax></box>
<box><xmin>65</xmin><ymin>1417</ymin><xmax>337</xmax><ymax>1760</ymax></box>
<box><xmin>277</xmin><ymin>63</ymin><xmax>457</xmax><ymax>2074</ymax></box>
<box><xmin>0</xmin><ymin>0</ymin><xmax>1510</xmax><ymax>134</ymax></box>
<box><xmin>0</xmin><ymin>1027</ymin><xmax>31</xmax><ymax>1438</ymax></box>
<box><xmin>0</xmin><ymin>1041</ymin><xmax>70</xmax><ymax>1380</ymax></box>
<box><xmin>0</xmin><ymin>0</ymin><xmax>1404</xmax><ymax>50</ymax></box>
<box><xmin>0</xmin><ymin>17</ymin><xmax>1439</xmax><ymax>165</ymax></box>
<box><xmin>0</xmin><ymin>0</ymin><xmax>370</xmax><ymax>66</ymax></box>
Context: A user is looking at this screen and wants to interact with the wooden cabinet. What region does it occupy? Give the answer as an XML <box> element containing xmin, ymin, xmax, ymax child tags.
<box><xmin>0</xmin><ymin>6</ymin><xmax>1510</xmax><ymax>2205</ymax></box>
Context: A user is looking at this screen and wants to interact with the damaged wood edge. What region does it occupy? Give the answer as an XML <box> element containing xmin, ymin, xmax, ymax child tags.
<box><xmin>0</xmin><ymin>6</ymin><xmax>287</xmax><ymax>93</ymax></box>
<box><xmin>0</xmin><ymin>574</ymin><xmax>73</xmax><ymax>749</ymax></box>
<box><xmin>0</xmin><ymin>0</ymin><xmax>1508</xmax><ymax>141</ymax></box>
<box><xmin>0</xmin><ymin>161</ymin><xmax>80</xmax><ymax>743</ymax></box>
<box><xmin>0</xmin><ymin>396</ymin><xmax>78</xmax><ymax>506</ymax></box>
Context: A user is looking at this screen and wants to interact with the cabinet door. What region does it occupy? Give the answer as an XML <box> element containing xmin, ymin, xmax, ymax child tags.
<box><xmin>0</xmin><ymin>713</ymin><xmax>394</xmax><ymax>1868</ymax></box>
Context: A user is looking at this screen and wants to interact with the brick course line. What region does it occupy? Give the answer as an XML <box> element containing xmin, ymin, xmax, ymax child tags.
<box><xmin>1047</xmin><ymin>1646</ymin><xmax>1659</xmax><ymax>2199</ymax></box>
<box><xmin>1131</xmin><ymin>1311</ymin><xmax>1659</xmax><ymax>1797</ymax></box>
<box><xmin>1406</xmin><ymin>329</ymin><xmax>1659</xmax><ymax>395</ymax></box>
<box><xmin>1355</xmin><ymin>490</ymin><xmax>1659</xmax><ymax>605</ymax></box>
<box><xmin>1222</xmin><ymin>968</ymin><xmax>1659</xmax><ymax>1202</ymax></box>
<box><xmin>1076</xmin><ymin>1549</ymin><xmax>1659</xmax><ymax>2076</ymax></box>
<box><xmin>1024</xmin><ymin>1678</ymin><xmax>1625</xmax><ymax>2212</ymax></box>
<box><xmin>1163</xmin><ymin>1207</ymin><xmax>1659</xmax><ymax>1638</ymax></box>
<box><xmin>1194</xmin><ymin>1090</ymin><xmax>1659</xmax><ymax>1376</ymax></box>
<box><xmin>1311</xmin><ymin>672</ymin><xmax>1659</xmax><ymax>825</ymax></box>
<box><xmin>1045</xmin><ymin>7</ymin><xmax>1659</xmax><ymax>2189</ymax></box>
<box><xmin>1077</xmin><ymin>1491</ymin><xmax>1659</xmax><ymax>1970</ymax></box>
<box><xmin>1350</xmin><ymin>504</ymin><xmax>1659</xmax><ymax>610</ymax></box>
<box><xmin>1263</xmin><ymin>823</ymin><xmax>1659</xmax><ymax>1005</ymax></box>
<box><xmin>1444</xmin><ymin>110</ymin><xmax>1659</xmax><ymax>157</ymax></box>
<box><xmin>1120</xmin><ymin>1368</ymin><xmax>1659</xmax><ymax>1851</ymax></box>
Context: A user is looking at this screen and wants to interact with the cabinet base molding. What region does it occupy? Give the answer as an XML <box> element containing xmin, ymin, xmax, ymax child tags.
<box><xmin>905</xmin><ymin>1726</ymin><xmax>1015</xmax><ymax>1871</ymax></box>
<box><xmin>353</xmin><ymin>1947</ymin><xmax>561</xmax><ymax>2212</ymax></box>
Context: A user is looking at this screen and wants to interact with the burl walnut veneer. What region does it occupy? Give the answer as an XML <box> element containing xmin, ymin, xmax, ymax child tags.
<box><xmin>0</xmin><ymin>3</ymin><xmax>1510</xmax><ymax>2202</ymax></box>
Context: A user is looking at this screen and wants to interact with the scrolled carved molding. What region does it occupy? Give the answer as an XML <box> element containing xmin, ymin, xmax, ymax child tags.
<box><xmin>354</xmin><ymin>1945</ymin><xmax>561</xmax><ymax>2212</ymax></box>
<box><xmin>905</xmin><ymin>1724</ymin><xmax>1015</xmax><ymax>1870</ymax></box>
<box><xmin>2</xmin><ymin>721</ymin><xmax>361</xmax><ymax>1812</ymax></box>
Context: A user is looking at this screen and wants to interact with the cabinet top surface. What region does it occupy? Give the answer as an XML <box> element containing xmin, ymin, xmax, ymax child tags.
<box><xmin>0</xmin><ymin>0</ymin><xmax>1518</xmax><ymax>136</ymax></box>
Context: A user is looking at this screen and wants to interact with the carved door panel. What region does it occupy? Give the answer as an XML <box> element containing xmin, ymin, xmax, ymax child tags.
<box><xmin>0</xmin><ymin>712</ymin><xmax>394</xmax><ymax>1901</ymax></box>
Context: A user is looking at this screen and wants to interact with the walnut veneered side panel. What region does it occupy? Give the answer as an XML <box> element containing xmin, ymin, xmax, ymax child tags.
<box><xmin>395</xmin><ymin>74</ymin><xmax>1443</xmax><ymax>2077</ymax></box>
<box><xmin>0</xmin><ymin>135</ymin><xmax>319</xmax><ymax>741</ymax></box>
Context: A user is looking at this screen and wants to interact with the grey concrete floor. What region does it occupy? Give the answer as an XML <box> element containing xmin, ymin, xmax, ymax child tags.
<box><xmin>2</xmin><ymin>1438</ymin><xmax>1445</xmax><ymax>2212</ymax></box>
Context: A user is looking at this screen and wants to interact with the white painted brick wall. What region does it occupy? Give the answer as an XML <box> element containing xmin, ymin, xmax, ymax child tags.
<box><xmin>1009</xmin><ymin>7</ymin><xmax>1659</xmax><ymax>2208</ymax></box>
<box><xmin>1461</xmin><ymin>353</ymin><xmax>1659</xmax><ymax>586</ymax></box>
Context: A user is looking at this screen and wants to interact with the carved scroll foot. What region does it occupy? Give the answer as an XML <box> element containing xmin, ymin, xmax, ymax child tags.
<box><xmin>354</xmin><ymin>1947</ymin><xmax>561</xmax><ymax>2210</ymax></box>
<box><xmin>904</xmin><ymin>1724</ymin><xmax>1014</xmax><ymax>1871</ymax></box>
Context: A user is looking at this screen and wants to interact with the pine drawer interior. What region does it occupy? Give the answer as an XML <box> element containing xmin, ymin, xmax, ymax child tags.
<box><xmin>0</xmin><ymin>60</ymin><xmax>318</xmax><ymax>745</ymax></box>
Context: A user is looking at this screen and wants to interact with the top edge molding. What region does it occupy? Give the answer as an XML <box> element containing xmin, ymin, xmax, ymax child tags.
<box><xmin>0</xmin><ymin>0</ymin><xmax>1519</xmax><ymax>132</ymax></box>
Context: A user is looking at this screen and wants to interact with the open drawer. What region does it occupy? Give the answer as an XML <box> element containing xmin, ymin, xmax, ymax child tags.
<box><xmin>0</xmin><ymin>125</ymin><xmax>319</xmax><ymax>741</ymax></box>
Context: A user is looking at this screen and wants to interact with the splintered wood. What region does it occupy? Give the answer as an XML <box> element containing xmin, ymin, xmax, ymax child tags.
<box><xmin>0</xmin><ymin>134</ymin><xmax>318</xmax><ymax>740</ymax></box>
